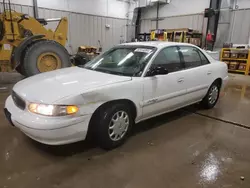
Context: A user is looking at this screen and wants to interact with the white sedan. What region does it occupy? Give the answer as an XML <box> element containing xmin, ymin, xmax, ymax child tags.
<box><xmin>4</xmin><ymin>42</ymin><xmax>228</xmax><ymax>149</ymax></box>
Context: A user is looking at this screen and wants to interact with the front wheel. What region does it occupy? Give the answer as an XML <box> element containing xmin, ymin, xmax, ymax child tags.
<box><xmin>201</xmin><ymin>82</ymin><xmax>220</xmax><ymax>109</ymax></box>
<box><xmin>93</xmin><ymin>103</ymin><xmax>133</xmax><ymax>150</ymax></box>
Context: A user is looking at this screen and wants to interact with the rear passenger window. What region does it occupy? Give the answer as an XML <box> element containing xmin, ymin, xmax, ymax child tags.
<box><xmin>198</xmin><ymin>51</ymin><xmax>210</xmax><ymax>65</ymax></box>
<box><xmin>180</xmin><ymin>46</ymin><xmax>202</xmax><ymax>69</ymax></box>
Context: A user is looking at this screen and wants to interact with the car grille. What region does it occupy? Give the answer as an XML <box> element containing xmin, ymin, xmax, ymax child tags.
<box><xmin>12</xmin><ymin>91</ymin><xmax>26</xmax><ymax>110</ymax></box>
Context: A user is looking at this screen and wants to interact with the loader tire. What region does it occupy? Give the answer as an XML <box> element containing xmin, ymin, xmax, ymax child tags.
<box><xmin>0</xmin><ymin>20</ymin><xmax>4</xmax><ymax>41</ymax></box>
<box><xmin>16</xmin><ymin>65</ymin><xmax>26</xmax><ymax>76</ymax></box>
<box><xmin>22</xmin><ymin>40</ymin><xmax>71</xmax><ymax>77</ymax></box>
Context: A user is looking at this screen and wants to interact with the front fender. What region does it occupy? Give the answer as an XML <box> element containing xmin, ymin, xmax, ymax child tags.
<box><xmin>53</xmin><ymin>93</ymin><xmax>108</xmax><ymax>116</ymax></box>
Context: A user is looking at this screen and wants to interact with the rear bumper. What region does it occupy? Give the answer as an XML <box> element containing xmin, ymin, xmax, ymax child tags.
<box><xmin>5</xmin><ymin>96</ymin><xmax>92</xmax><ymax>145</ymax></box>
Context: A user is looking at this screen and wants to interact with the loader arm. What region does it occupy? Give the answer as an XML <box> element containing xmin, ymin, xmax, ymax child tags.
<box><xmin>53</xmin><ymin>17</ymin><xmax>68</xmax><ymax>46</ymax></box>
<box><xmin>19</xmin><ymin>16</ymin><xmax>68</xmax><ymax>46</ymax></box>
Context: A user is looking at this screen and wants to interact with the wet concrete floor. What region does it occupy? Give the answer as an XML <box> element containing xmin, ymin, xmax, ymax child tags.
<box><xmin>0</xmin><ymin>73</ymin><xmax>250</xmax><ymax>188</ymax></box>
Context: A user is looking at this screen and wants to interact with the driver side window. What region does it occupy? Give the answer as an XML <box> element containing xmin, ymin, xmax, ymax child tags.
<box><xmin>152</xmin><ymin>47</ymin><xmax>183</xmax><ymax>73</ymax></box>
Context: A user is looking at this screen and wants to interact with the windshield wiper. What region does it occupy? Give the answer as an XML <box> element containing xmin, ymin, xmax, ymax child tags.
<box><xmin>84</xmin><ymin>66</ymin><xmax>132</xmax><ymax>77</ymax></box>
<box><xmin>90</xmin><ymin>68</ymin><xmax>122</xmax><ymax>75</ymax></box>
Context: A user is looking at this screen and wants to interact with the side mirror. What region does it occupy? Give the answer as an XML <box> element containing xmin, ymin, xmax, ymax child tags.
<box><xmin>147</xmin><ymin>66</ymin><xmax>168</xmax><ymax>76</ymax></box>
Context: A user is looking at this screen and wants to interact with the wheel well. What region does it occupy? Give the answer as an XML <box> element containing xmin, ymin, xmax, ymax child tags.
<box><xmin>95</xmin><ymin>99</ymin><xmax>137</xmax><ymax>120</ymax></box>
<box><xmin>214</xmin><ymin>78</ymin><xmax>222</xmax><ymax>88</ymax></box>
<box><xmin>87</xmin><ymin>99</ymin><xmax>137</xmax><ymax>137</ymax></box>
<box><xmin>113</xmin><ymin>99</ymin><xmax>137</xmax><ymax>120</ymax></box>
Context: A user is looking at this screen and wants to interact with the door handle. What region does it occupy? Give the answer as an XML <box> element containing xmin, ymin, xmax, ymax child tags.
<box><xmin>207</xmin><ymin>71</ymin><xmax>212</xmax><ymax>75</ymax></box>
<box><xmin>177</xmin><ymin>78</ymin><xmax>184</xmax><ymax>83</ymax></box>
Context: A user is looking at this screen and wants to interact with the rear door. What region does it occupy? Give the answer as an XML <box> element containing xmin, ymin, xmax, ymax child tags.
<box><xmin>179</xmin><ymin>46</ymin><xmax>214</xmax><ymax>103</ymax></box>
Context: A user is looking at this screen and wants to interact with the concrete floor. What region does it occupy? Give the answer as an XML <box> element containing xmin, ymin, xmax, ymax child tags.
<box><xmin>0</xmin><ymin>73</ymin><xmax>250</xmax><ymax>188</ymax></box>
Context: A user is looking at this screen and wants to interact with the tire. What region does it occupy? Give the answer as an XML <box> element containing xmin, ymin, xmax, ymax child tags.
<box><xmin>93</xmin><ymin>103</ymin><xmax>134</xmax><ymax>150</ymax></box>
<box><xmin>201</xmin><ymin>81</ymin><xmax>221</xmax><ymax>109</ymax></box>
<box><xmin>16</xmin><ymin>40</ymin><xmax>42</xmax><ymax>76</ymax></box>
<box><xmin>0</xmin><ymin>20</ymin><xmax>4</xmax><ymax>41</ymax></box>
<box><xmin>16</xmin><ymin>46</ymin><xmax>29</xmax><ymax>76</ymax></box>
<box><xmin>22</xmin><ymin>40</ymin><xmax>71</xmax><ymax>77</ymax></box>
<box><xmin>15</xmin><ymin>65</ymin><xmax>26</xmax><ymax>76</ymax></box>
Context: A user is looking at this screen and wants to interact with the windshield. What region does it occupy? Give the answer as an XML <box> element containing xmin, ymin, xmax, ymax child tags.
<box><xmin>84</xmin><ymin>46</ymin><xmax>156</xmax><ymax>77</ymax></box>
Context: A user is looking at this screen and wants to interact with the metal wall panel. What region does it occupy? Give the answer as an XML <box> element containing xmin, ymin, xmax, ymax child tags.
<box><xmin>0</xmin><ymin>3</ymin><xmax>34</xmax><ymax>17</ymax></box>
<box><xmin>127</xmin><ymin>24</ymin><xmax>135</xmax><ymax>42</ymax></box>
<box><xmin>38</xmin><ymin>8</ymin><xmax>64</xmax><ymax>32</ymax></box>
<box><xmin>214</xmin><ymin>0</ymin><xmax>232</xmax><ymax>48</ymax></box>
<box><xmin>106</xmin><ymin>17</ymin><xmax>113</xmax><ymax>49</ymax></box>
<box><xmin>140</xmin><ymin>8</ymin><xmax>250</xmax><ymax>46</ymax></box>
<box><xmin>159</xmin><ymin>14</ymin><xmax>204</xmax><ymax>30</ymax></box>
<box><xmin>12</xmin><ymin>4</ymin><xmax>22</xmax><ymax>13</ymax></box>
<box><xmin>0</xmin><ymin>3</ymin><xmax>129</xmax><ymax>53</ymax></box>
<box><xmin>67</xmin><ymin>12</ymin><xmax>127</xmax><ymax>53</ymax></box>
<box><xmin>140</xmin><ymin>14</ymin><xmax>204</xmax><ymax>33</ymax></box>
<box><xmin>140</xmin><ymin>19</ymin><xmax>154</xmax><ymax>33</ymax></box>
<box><xmin>229</xmin><ymin>9</ymin><xmax>250</xmax><ymax>44</ymax></box>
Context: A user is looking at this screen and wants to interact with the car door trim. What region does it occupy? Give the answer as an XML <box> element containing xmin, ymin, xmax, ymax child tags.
<box><xmin>186</xmin><ymin>85</ymin><xmax>209</xmax><ymax>94</ymax></box>
<box><xmin>141</xmin><ymin>89</ymin><xmax>187</xmax><ymax>107</ymax></box>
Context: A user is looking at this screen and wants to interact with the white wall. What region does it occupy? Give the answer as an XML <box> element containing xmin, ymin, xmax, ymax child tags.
<box><xmin>37</xmin><ymin>0</ymin><xmax>68</xmax><ymax>11</ymax></box>
<box><xmin>128</xmin><ymin>1</ymin><xmax>138</xmax><ymax>20</ymax></box>
<box><xmin>235</xmin><ymin>0</ymin><xmax>250</xmax><ymax>9</ymax></box>
<box><xmin>38</xmin><ymin>0</ymin><xmax>129</xmax><ymax>18</ymax></box>
<box><xmin>0</xmin><ymin>0</ymin><xmax>33</xmax><ymax>6</ymax></box>
<box><xmin>141</xmin><ymin>0</ymin><xmax>210</xmax><ymax>19</ymax></box>
<box><xmin>0</xmin><ymin>0</ymin><xmax>130</xmax><ymax>19</ymax></box>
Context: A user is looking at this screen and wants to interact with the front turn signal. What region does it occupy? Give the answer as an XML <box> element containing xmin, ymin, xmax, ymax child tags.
<box><xmin>66</xmin><ymin>105</ymin><xmax>79</xmax><ymax>115</ymax></box>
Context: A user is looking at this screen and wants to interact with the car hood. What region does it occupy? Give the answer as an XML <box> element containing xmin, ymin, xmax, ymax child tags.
<box><xmin>13</xmin><ymin>67</ymin><xmax>132</xmax><ymax>104</ymax></box>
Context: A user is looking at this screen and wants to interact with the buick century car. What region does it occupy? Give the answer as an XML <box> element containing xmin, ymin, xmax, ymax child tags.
<box><xmin>4</xmin><ymin>42</ymin><xmax>228</xmax><ymax>149</ymax></box>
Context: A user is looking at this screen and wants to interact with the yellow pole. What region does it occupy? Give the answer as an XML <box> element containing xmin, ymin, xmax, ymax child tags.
<box><xmin>245</xmin><ymin>49</ymin><xmax>250</xmax><ymax>75</ymax></box>
<box><xmin>220</xmin><ymin>48</ymin><xmax>224</xmax><ymax>61</ymax></box>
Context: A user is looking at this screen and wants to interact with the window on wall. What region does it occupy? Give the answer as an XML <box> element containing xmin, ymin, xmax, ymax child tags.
<box><xmin>180</xmin><ymin>46</ymin><xmax>203</xmax><ymax>69</ymax></box>
<box><xmin>152</xmin><ymin>47</ymin><xmax>184</xmax><ymax>73</ymax></box>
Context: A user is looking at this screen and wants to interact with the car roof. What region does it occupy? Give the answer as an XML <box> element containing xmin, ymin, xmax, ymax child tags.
<box><xmin>119</xmin><ymin>41</ymin><xmax>197</xmax><ymax>48</ymax></box>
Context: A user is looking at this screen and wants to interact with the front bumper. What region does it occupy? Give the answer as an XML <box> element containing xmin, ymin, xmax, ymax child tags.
<box><xmin>5</xmin><ymin>96</ymin><xmax>92</xmax><ymax>145</ymax></box>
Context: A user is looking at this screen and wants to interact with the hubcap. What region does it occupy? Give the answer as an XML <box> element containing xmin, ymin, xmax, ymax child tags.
<box><xmin>108</xmin><ymin>111</ymin><xmax>129</xmax><ymax>141</ymax></box>
<box><xmin>37</xmin><ymin>52</ymin><xmax>62</xmax><ymax>72</ymax></box>
<box><xmin>208</xmin><ymin>85</ymin><xmax>219</xmax><ymax>104</ymax></box>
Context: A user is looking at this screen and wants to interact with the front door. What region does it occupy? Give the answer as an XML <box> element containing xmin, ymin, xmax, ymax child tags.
<box><xmin>142</xmin><ymin>46</ymin><xmax>188</xmax><ymax>119</ymax></box>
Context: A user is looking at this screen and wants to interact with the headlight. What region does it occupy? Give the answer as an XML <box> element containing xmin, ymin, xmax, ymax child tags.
<box><xmin>28</xmin><ymin>103</ymin><xmax>79</xmax><ymax>116</ymax></box>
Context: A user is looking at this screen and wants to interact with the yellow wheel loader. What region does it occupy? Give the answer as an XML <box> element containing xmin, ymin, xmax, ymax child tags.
<box><xmin>0</xmin><ymin>0</ymin><xmax>71</xmax><ymax>77</ymax></box>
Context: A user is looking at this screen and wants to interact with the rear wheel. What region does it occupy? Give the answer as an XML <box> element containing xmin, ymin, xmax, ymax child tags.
<box><xmin>201</xmin><ymin>81</ymin><xmax>221</xmax><ymax>109</ymax></box>
<box><xmin>22</xmin><ymin>40</ymin><xmax>71</xmax><ymax>77</ymax></box>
